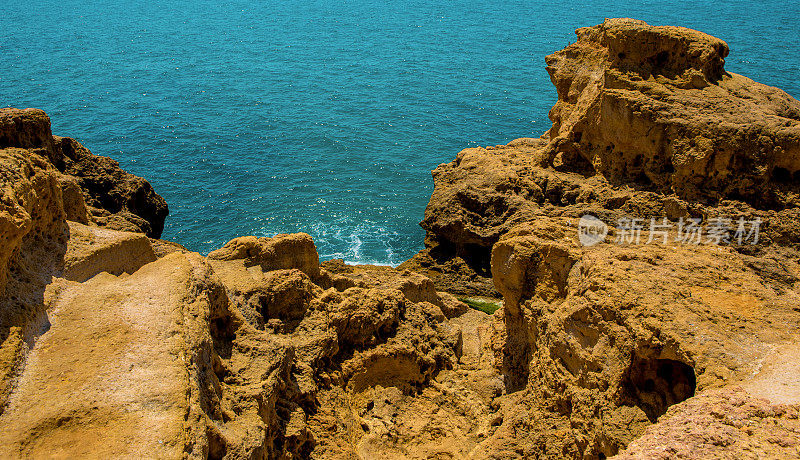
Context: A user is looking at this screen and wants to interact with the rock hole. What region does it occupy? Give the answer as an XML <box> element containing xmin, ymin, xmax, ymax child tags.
<box><xmin>502</xmin><ymin>312</ymin><xmax>530</xmax><ymax>393</ymax></box>
<box><xmin>457</xmin><ymin>243</ymin><xmax>493</xmax><ymax>278</ymax></box>
<box><xmin>654</xmin><ymin>51</ymin><xmax>670</xmax><ymax>67</ymax></box>
<box><xmin>211</xmin><ymin>316</ymin><xmax>234</xmax><ymax>340</ymax></box>
<box><xmin>635</xmin><ymin>171</ymin><xmax>652</xmax><ymax>186</ymax></box>
<box><xmin>563</xmin><ymin>150</ymin><xmax>596</xmax><ymax>177</ymax></box>
<box><xmin>206</xmin><ymin>426</ymin><xmax>227</xmax><ymax>460</ymax></box>
<box><xmin>210</xmin><ymin>317</ymin><xmax>234</xmax><ymax>360</ymax></box>
<box><xmin>662</xmin><ymin>161</ymin><xmax>675</xmax><ymax>174</ymax></box>
<box><xmin>622</xmin><ymin>356</ymin><xmax>696</xmax><ymax>422</ymax></box>
<box><xmin>773</xmin><ymin>167</ymin><xmax>791</xmax><ymax>183</ymax></box>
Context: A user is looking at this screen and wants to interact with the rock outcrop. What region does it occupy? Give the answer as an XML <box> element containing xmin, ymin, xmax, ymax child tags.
<box><xmin>0</xmin><ymin>108</ymin><xmax>168</xmax><ymax>239</ymax></box>
<box><xmin>2</xmin><ymin>17</ymin><xmax>800</xmax><ymax>460</ymax></box>
<box><xmin>0</xmin><ymin>108</ymin><xmax>170</xmax><ymax>441</ymax></box>
<box><xmin>0</xmin><ymin>224</ymin><xmax>465</xmax><ymax>457</ymax></box>
<box><xmin>403</xmin><ymin>17</ymin><xmax>800</xmax><ymax>458</ymax></box>
<box><xmin>544</xmin><ymin>20</ymin><xmax>800</xmax><ymax>209</ymax></box>
<box><xmin>406</xmin><ymin>18</ymin><xmax>800</xmax><ymax>297</ymax></box>
<box><xmin>0</xmin><ymin>126</ymin><xmax>465</xmax><ymax>457</ymax></box>
<box><xmin>482</xmin><ymin>218</ymin><xmax>800</xmax><ymax>457</ymax></box>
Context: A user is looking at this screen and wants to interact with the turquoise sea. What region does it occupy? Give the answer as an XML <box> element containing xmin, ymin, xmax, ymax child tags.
<box><xmin>2</xmin><ymin>1</ymin><xmax>798</xmax><ymax>265</ymax></box>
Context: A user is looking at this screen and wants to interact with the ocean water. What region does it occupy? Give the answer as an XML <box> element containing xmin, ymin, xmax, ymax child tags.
<box><xmin>2</xmin><ymin>1</ymin><xmax>798</xmax><ymax>265</ymax></box>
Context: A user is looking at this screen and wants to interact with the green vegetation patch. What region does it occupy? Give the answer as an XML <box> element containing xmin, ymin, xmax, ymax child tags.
<box><xmin>458</xmin><ymin>297</ymin><xmax>502</xmax><ymax>315</ymax></box>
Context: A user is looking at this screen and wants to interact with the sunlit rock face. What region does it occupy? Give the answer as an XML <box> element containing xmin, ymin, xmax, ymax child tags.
<box><xmin>1</xmin><ymin>18</ymin><xmax>800</xmax><ymax>460</ymax></box>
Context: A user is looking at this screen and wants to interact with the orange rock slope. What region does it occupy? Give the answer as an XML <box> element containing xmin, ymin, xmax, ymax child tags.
<box><xmin>1</xmin><ymin>18</ymin><xmax>800</xmax><ymax>459</ymax></box>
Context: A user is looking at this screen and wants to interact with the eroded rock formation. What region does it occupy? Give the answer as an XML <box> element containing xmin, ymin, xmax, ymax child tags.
<box><xmin>0</xmin><ymin>112</ymin><xmax>466</xmax><ymax>456</ymax></box>
<box><xmin>405</xmin><ymin>18</ymin><xmax>800</xmax><ymax>296</ymax></box>
<box><xmin>403</xmin><ymin>17</ymin><xmax>800</xmax><ymax>458</ymax></box>
<box><xmin>1</xmin><ymin>17</ymin><xmax>800</xmax><ymax>460</ymax></box>
<box><xmin>0</xmin><ymin>109</ymin><xmax>168</xmax><ymax>238</ymax></box>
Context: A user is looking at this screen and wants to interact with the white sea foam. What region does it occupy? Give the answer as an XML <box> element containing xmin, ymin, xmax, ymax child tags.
<box><xmin>310</xmin><ymin>219</ymin><xmax>402</xmax><ymax>267</ymax></box>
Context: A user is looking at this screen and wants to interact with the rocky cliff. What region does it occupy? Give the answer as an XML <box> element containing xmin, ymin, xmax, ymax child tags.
<box><xmin>1</xmin><ymin>18</ymin><xmax>799</xmax><ymax>460</ymax></box>
<box><xmin>402</xmin><ymin>18</ymin><xmax>800</xmax><ymax>297</ymax></box>
<box><xmin>404</xmin><ymin>17</ymin><xmax>800</xmax><ymax>458</ymax></box>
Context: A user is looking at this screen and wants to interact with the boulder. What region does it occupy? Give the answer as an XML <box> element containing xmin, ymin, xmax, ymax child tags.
<box><xmin>208</xmin><ymin>233</ymin><xmax>321</xmax><ymax>279</ymax></box>
<box><xmin>62</xmin><ymin>222</ymin><xmax>157</xmax><ymax>282</ymax></box>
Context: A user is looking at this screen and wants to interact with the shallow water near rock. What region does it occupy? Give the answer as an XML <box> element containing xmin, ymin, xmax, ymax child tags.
<box><xmin>2</xmin><ymin>0</ymin><xmax>798</xmax><ymax>264</ymax></box>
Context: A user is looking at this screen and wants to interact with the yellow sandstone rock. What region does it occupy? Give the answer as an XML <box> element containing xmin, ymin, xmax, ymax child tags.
<box><xmin>1</xmin><ymin>18</ymin><xmax>800</xmax><ymax>460</ymax></box>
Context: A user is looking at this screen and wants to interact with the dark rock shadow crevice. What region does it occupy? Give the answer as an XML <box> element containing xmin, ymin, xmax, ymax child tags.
<box><xmin>620</xmin><ymin>354</ymin><xmax>696</xmax><ymax>422</ymax></box>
